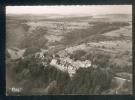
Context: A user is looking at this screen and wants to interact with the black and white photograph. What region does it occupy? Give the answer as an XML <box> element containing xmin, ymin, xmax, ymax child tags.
<box><xmin>6</xmin><ymin>5</ymin><xmax>132</xmax><ymax>95</ymax></box>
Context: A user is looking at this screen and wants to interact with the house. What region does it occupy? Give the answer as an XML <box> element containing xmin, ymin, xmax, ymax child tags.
<box><xmin>49</xmin><ymin>56</ymin><xmax>92</xmax><ymax>77</ymax></box>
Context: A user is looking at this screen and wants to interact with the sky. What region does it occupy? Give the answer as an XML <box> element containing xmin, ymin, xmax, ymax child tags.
<box><xmin>6</xmin><ymin>5</ymin><xmax>132</xmax><ymax>15</ymax></box>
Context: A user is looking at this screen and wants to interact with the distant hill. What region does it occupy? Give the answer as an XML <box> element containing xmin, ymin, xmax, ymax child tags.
<box><xmin>95</xmin><ymin>14</ymin><xmax>132</xmax><ymax>22</ymax></box>
<box><xmin>6</xmin><ymin>13</ymin><xmax>131</xmax><ymax>49</ymax></box>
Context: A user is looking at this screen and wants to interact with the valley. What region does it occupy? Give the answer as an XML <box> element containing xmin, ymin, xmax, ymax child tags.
<box><xmin>6</xmin><ymin>13</ymin><xmax>132</xmax><ymax>95</ymax></box>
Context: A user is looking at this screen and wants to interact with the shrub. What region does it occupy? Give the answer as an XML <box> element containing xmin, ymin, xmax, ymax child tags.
<box><xmin>23</xmin><ymin>47</ymin><xmax>41</xmax><ymax>57</ymax></box>
<box><xmin>64</xmin><ymin>67</ymin><xmax>114</xmax><ymax>94</ymax></box>
<box><xmin>72</xmin><ymin>50</ymin><xmax>87</xmax><ymax>61</ymax></box>
<box><xmin>22</xmin><ymin>27</ymin><xmax>48</xmax><ymax>48</ymax></box>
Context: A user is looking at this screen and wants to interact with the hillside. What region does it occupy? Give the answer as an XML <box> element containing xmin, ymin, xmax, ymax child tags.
<box><xmin>6</xmin><ymin>14</ymin><xmax>132</xmax><ymax>95</ymax></box>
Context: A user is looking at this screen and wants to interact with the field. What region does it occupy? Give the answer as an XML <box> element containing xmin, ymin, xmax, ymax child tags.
<box><xmin>6</xmin><ymin>13</ymin><xmax>132</xmax><ymax>95</ymax></box>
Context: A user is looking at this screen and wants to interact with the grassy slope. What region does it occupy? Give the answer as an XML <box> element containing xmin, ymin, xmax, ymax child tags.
<box><xmin>61</xmin><ymin>21</ymin><xmax>130</xmax><ymax>46</ymax></box>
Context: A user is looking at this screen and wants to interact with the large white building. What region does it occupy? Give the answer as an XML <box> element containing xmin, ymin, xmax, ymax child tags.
<box><xmin>50</xmin><ymin>57</ymin><xmax>91</xmax><ymax>77</ymax></box>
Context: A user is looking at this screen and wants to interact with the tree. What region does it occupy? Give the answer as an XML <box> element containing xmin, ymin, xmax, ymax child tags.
<box><xmin>23</xmin><ymin>47</ymin><xmax>41</xmax><ymax>57</ymax></box>
<box><xmin>22</xmin><ymin>26</ymin><xmax>48</xmax><ymax>48</ymax></box>
<box><xmin>72</xmin><ymin>50</ymin><xmax>87</xmax><ymax>61</ymax></box>
<box><xmin>93</xmin><ymin>52</ymin><xmax>111</xmax><ymax>68</ymax></box>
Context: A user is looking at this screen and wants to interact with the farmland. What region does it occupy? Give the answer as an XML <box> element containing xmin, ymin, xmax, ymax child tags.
<box><xmin>6</xmin><ymin>13</ymin><xmax>132</xmax><ymax>95</ymax></box>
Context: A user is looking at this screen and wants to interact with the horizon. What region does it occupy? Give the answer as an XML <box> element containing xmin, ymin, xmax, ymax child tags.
<box><xmin>6</xmin><ymin>5</ymin><xmax>132</xmax><ymax>15</ymax></box>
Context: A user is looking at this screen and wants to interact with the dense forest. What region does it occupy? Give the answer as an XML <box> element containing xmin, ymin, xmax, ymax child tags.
<box><xmin>6</xmin><ymin>48</ymin><xmax>119</xmax><ymax>95</ymax></box>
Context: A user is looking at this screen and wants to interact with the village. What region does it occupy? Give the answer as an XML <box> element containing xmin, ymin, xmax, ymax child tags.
<box><xmin>6</xmin><ymin>5</ymin><xmax>132</xmax><ymax>94</ymax></box>
<box><xmin>34</xmin><ymin>48</ymin><xmax>92</xmax><ymax>77</ymax></box>
<box><xmin>6</xmin><ymin>46</ymin><xmax>132</xmax><ymax>95</ymax></box>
